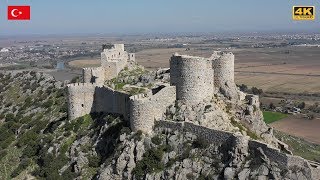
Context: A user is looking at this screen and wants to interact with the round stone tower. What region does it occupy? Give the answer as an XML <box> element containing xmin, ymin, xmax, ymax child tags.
<box><xmin>67</xmin><ymin>83</ymin><xmax>96</xmax><ymax>120</ymax></box>
<box><xmin>170</xmin><ymin>54</ymin><xmax>214</xmax><ymax>105</ymax></box>
<box><xmin>212</xmin><ymin>52</ymin><xmax>238</xmax><ymax>100</ymax></box>
<box><xmin>213</xmin><ymin>52</ymin><xmax>234</xmax><ymax>87</ymax></box>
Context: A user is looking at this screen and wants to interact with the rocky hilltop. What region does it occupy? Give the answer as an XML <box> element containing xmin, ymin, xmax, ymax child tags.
<box><xmin>0</xmin><ymin>46</ymin><xmax>319</xmax><ymax>179</ymax></box>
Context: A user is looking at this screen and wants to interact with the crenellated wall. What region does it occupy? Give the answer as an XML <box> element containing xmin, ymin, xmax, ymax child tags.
<box><xmin>67</xmin><ymin>83</ymin><xmax>96</xmax><ymax>120</ymax></box>
<box><xmin>83</xmin><ymin>67</ymin><xmax>105</xmax><ymax>85</ymax></box>
<box><xmin>130</xmin><ymin>86</ymin><xmax>176</xmax><ymax>133</ymax></box>
<box><xmin>82</xmin><ymin>44</ymin><xmax>135</xmax><ymax>83</ymax></box>
<box><xmin>212</xmin><ymin>51</ymin><xmax>235</xmax><ymax>88</ymax></box>
<box><xmin>67</xmin><ymin>83</ymin><xmax>130</xmax><ymax>120</ymax></box>
<box><xmin>170</xmin><ymin>54</ymin><xmax>214</xmax><ymax>105</ymax></box>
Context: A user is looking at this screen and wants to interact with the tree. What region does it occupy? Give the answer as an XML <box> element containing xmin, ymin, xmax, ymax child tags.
<box><xmin>297</xmin><ymin>102</ymin><xmax>305</xmax><ymax>109</ymax></box>
<box><xmin>269</xmin><ymin>103</ymin><xmax>276</xmax><ymax>110</ymax></box>
<box><xmin>251</xmin><ymin>87</ymin><xmax>263</xmax><ymax>95</ymax></box>
<box><xmin>239</xmin><ymin>84</ymin><xmax>248</xmax><ymax>92</ymax></box>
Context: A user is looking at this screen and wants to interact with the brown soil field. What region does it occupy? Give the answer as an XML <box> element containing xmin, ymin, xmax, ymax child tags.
<box><xmin>271</xmin><ymin>116</ymin><xmax>320</xmax><ymax>144</ymax></box>
<box><xmin>68</xmin><ymin>59</ymin><xmax>100</xmax><ymax>68</ymax></box>
<box><xmin>136</xmin><ymin>47</ymin><xmax>320</xmax><ymax>93</ymax></box>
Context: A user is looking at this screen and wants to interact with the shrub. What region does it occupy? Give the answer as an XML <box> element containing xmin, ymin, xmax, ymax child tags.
<box><xmin>17</xmin><ymin>130</ymin><xmax>38</xmax><ymax>147</ymax></box>
<box><xmin>5</xmin><ymin>113</ymin><xmax>15</xmax><ymax>122</ymax></box>
<box><xmin>0</xmin><ymin>135</ymin><xmax>15</xmax><ymax>149</ymax></box>
<box><xmin>11</xmin><ymin>158</ymin><xmax>31</xmax><ymax>178</ymax></box>
<box><xmin>88</xmin><ymin>155</ymin><xmax>101</xmax><ymax>168</ymax></box>
<box><xmin>133</xmin><ymin>146</ymin><xmax>165</xmax><ymax>179</ymax></box>
<box><xmin>186</xmin><ymin>173</ymin><xmax>195</xmax><ymax>180</ymax></box>
<box><xmin>0</xmin><ymin>150</ymin><xmax>8</xmax><ymax>160</ymax></box>
<box><xmin>42</xmin><ymin>99</ymin><xmax>54</xmax><ymax>108</ymax></box>
<box><xmin>151</xmin><ymin>135</ymin><xmax>162</xmax><ymax>145</ymax></box>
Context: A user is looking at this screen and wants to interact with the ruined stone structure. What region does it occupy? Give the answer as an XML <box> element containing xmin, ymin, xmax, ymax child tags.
<box><xmin>170</xmin><ymin>52</ymin><xmax>238</xmax><ymax>104</ymax></box>
<box><xmin>67</xmin><ymin>83</ymin><xmax>96</xmax><ymax>120</ymax></box>
<box><xmin>211</xmin><ymin>51</ymin><xmax>239</xmax><ymax>100</ymax></box>
<box><xmin>155</xmin><ymin>120</ymin><xmax>320</xmax><ymax>179</ymax></box>
<box><xmin>170</xmin><ymin>54</ymin><xmax>214</xmax><ymax>104</ymax></box>
<box><xmin>67</xmin><ymin>83</ymin><xmax>130</xmax><ymax>120</ymax></box>
<box><xmin>129</xmin><ymin>85</ymin><xmax>176</xmax><ymax>133</ymax></box>
<box><xmin>83</xmin><ymin>44</ymin><xmax>135</xmax><ymax>85</ymax></box>
<box><xmin>67</xmin><ymin>46</ymin><xmax>320</xmax><ymax>179</ymax></box>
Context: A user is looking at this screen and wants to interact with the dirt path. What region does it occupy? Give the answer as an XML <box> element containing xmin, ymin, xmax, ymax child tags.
<box><xmin>270</xmin><ymin>116</ymin><xmax>320</xmax><ymax>144</ymax></box>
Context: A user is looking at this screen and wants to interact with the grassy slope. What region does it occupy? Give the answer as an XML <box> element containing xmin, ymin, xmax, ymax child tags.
<box><xmin>274</xmin><ymin>130</ymin><xmax>320</xmax><ymax>162</ymax></box>
<box><xmin>263</xmin><ymin>111</ymin><xmax>288</xmax><ymax>124</ymax></box>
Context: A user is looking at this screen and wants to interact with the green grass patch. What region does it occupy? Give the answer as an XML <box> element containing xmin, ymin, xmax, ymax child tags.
<box><xmin>263</xmin><ymin>111</ymin><xmax>288</xmax><ymax>124</ymax></box>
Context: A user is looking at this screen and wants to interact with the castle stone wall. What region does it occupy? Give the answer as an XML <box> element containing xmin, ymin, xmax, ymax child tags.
<box><xmin>68</xmin><ymin>84</ymin><xmax>130</xmax><ymax>120</ymax></box>
<box><xmin>129</xmin><ymin>53</ymin><xmax>135</xmax><ymax>62</ymax></box>
<box><xmin>130</xmin><ymin>86</ymin><xmax>176</xmax><ymax>133</ymax></box>
<box><xmin>67</xmin><ymin>83</ymin><xmax>96</xmax><ymax>120</ymax></box>
<box><xmin>83</xmin><ymin>67</ymin><xmax>105</xmax><ymax>85</ymax></box>
<box><xmin>155</xmin><ymin>120</ymin><xmax>320</xmax><ymax>179</ymax></box>
<box><xmin>82</xmin><ymin>44</ymin><xmax>134</xmax><ymax>83</ymax></box>
<box><xmin>94</xmin><ymin>86</ymin><xmax>130</xmax><ymax>120</ymax></box>
<box><xmin>170</xmin><ymin>54</ymin><xmax>214</xmax><ymax>104</ymax></box>
<box><xmin>212</xmin><ymin>52</ymin><xmax>235</xmax><ymax>88</ymax></box>
<box><xmin>245</xmin><ymin>94</ymin><xmax>260</xmax><ymax>108</ymax></box>
<box><xmin>212</xmin><ymin>52</ymin><xmax>239</xmax><ymax>100</ymax></box>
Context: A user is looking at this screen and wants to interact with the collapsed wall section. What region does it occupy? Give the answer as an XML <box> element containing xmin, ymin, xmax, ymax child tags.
<box><xmin>83</xmin><ymin>67</ymin><xmax>105</xmax><ymax>85</ymax></box>
<box><xmin>67</xmin><ymin>83</ymin><xmax>96</xmax><ymax>120</ymax></box>
<box><xmin>212</xmin><ymin>52</ymin><xmax>238</xmax><ymax>100</ymax></box>
<box><xmin>170</xmin><ymin>54</ymin><xmax>214</xmax><ymax>105</ymax></box>
<box><xmin>67</xmin><ymin>84</ymin><xmax>130</xmax><ymax>120</ymax></box>
<box><xmin>130</xmin><ymin>86</ymin><xmax>176</xmax><ymax>133</ymax></box>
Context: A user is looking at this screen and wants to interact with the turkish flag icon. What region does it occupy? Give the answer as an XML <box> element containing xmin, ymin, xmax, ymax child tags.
<box><xmin>8</xmin><ymin>6</ymin><xmax>31</xmax><ymax>20</ymax></box>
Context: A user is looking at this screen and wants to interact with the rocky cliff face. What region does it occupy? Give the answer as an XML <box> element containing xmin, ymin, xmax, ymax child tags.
<box><xmin>96</xmin><ymin>121</ymin><xmax>317</xmax><ymax>180</ymax></box>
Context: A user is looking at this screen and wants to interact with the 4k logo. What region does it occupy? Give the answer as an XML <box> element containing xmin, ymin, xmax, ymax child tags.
<box><xmin>293</xmin><ymin>6</ymin><xmax>315</xmax><ymax>20</ymax></box>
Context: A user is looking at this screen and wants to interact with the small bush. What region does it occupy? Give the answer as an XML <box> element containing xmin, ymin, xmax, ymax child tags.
<box><xmin>186</xmin><ymin>173</ymin><xmax>195</xmax><ymax>180</ymax></box>
<box><xmin>5</xmin><ymin>113</ymin><xmax>15</xmax><ymax>122</ymax></box>
<box><xmin>151</xmin><ymin>135</ymin><xmax>162</xmax><ymax>145</ymax></box>
<box><xmin>11</xmin><ymin>158</ymin><xmax>31</xmax><ymax>178</ymax></box>
<box><xmin>88</xmin><ymin>155</ymin><xmax>101</xmax><ymax>168</ymax></box>
<box><xmin>133</xmin><ymin>146</ymin><xmax>165</xmax><ymax>179</ymax></box>
<box><xmin>133</xmin><ymin>130</ymin><xmax>143</xmax><ymax>141</ymax></box>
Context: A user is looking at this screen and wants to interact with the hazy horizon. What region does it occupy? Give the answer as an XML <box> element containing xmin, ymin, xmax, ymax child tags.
<box><xmin>1</xmin><ymin>0</ymin><xmax>319</xmax><ymax>36</ymax></box>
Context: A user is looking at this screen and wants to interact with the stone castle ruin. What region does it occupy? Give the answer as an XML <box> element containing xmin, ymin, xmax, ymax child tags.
<box><xmin>82</xmin><ymin>44</ymin><xmax>135</xmax><ymax>85</ymax></box>
<box><xmin>67</xmin><ymin>44</ymin><xmax>320</xmax><ymax>179</ymax></box>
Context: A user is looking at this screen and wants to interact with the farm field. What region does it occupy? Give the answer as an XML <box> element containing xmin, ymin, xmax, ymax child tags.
<box><xmin>136</xmin><ymin>46</ymin><xmax>320</xmax><ymax>93</ymax></box>
<box><xmin>270</xmin><ymin>116</ymin><xmax>320</xmax><ymax>144</ymax></box>
<box><xmin>263</xmin><ymin>111</ymin><xmax>288</xmax><ymax>124</ymax></box>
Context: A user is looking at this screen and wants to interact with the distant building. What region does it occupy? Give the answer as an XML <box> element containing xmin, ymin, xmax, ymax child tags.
<box><xmin>0</xmin><ymin>48</ymin><xmax>9</xmax><ymax>53</ymax></box>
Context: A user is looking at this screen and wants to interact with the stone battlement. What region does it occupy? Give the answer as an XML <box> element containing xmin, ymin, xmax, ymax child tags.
<box><xmin>67</xmin><ymin>82</ymin><xmax>97</xmax><ymax>89</ymax></box>
<box><xmin>170</xmin><ymin>54</ymin><xmax>214</xmax><ymax>105</ymax></box>
<box><xmin>130</xmin><ymin>86</ymin><xmax>176</xmax><ymax>133</ymax></box>
<box><xmin>129</xmin><ymin>93</ymin><xmax>149</xmax><ymax>101</ymax></box>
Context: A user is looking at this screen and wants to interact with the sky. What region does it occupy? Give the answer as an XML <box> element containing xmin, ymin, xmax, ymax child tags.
<box><xmin>0</xmin><ymin>0</ymin><xmax>319</xmax><ymax>35</ymax></box>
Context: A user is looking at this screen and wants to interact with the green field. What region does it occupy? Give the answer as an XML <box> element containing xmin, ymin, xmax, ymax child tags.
<box><xmin>263</xmin><ymin>111</ymin><xmax>288</xmax><ymax>124</ymax></box>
